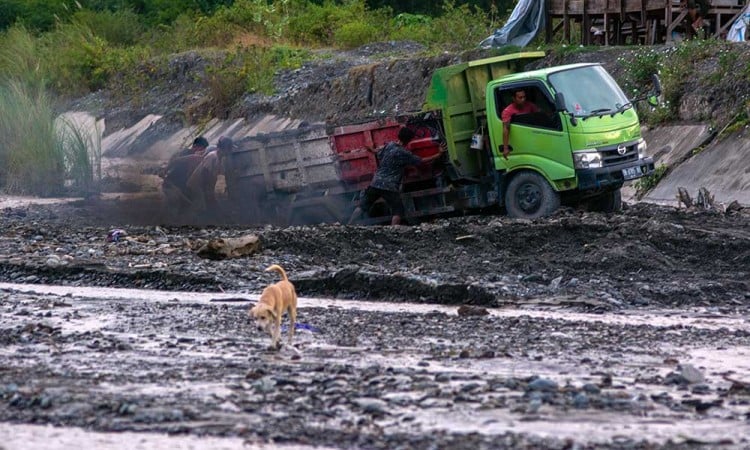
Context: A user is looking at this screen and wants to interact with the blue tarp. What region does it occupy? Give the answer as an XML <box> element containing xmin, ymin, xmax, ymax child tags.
<box><xmin>726</xmin><ymin>3</ymin><xmax>750</xmax><ymax>42</ymax></box>
<box><xmin>480</xmin><ymin>0</ymin><xmax>545</xmax><ymax>48</ymax></box>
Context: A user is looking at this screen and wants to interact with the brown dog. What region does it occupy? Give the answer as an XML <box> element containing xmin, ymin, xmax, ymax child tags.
<box><xmin>249</xmin><ymin>264</ymin><xmax>297</xmax><ymax>348</ymax></box>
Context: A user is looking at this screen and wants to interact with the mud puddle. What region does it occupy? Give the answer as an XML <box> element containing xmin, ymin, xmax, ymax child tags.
<box><xmin>2</xmin><ymin>282</ymin><xmax>748</xmax><ymax>333</ymax></box>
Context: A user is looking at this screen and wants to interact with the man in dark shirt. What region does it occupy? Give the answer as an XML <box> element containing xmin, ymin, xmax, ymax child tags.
<box><xmin>172</xmin><ymin>136</ymin><xmax>209</xmax><ymax>160</ymax></box>
<box><xmin>162</xmin><ymin>154</ymin><xmax>204</xmax><ymax>213</ymax></box>
<box><xmin>348</xmin><ymin>127</ymin><xmax>440</xmax><ymax>226</ymax></box>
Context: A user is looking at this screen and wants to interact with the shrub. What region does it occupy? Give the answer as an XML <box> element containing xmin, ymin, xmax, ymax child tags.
<box><xmin>287</xmin><ymin>0</ymin><xmax>378</xmax><ymax>46</ymax></box>
<box><xmin>334</xmin><ymin>21</ymin><xmax>379</xmax><ymax>49</ymax></box>
<box><xmin>389</xmin><ymin>13</ymin><xmax>433</xmax><ymax>44</ymax></box>
<box><xmin>71</xmin><ymin>9</ymin><xmax>145</xmax><ymax>47</ymax></box>
<box><xmin>38</xmin><ymin>22</ymin><xmax>110</xmax><ymax>95</ymax></box>
<box><xmin>430</xmin><ymin>1</ymin><xmax>494</xmax><ymax>51</ymax></box>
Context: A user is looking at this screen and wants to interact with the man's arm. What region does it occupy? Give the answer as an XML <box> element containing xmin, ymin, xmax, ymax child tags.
<box><xmin>502</xmin><ymin>121</ymin><xmax>511</xmax><ymax>159</ymax></box>
<box><xmin>500</xmin><ymin>106</ymin><xmax>514</xmax><ymax>160</ymax></box>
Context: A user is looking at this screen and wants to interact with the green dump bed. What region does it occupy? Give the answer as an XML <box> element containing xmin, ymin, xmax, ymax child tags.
<box><xmin>422</xmin><ymin>51</ymin><xmax>545</xmax><ymax>179</ymax></box>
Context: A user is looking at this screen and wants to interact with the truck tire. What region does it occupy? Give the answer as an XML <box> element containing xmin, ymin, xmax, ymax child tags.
<box><xmin>588</xmin><ymin>189</ymin><xmax>622</xmax><ymax>213</ymax></box>
<box><xmin>504</xmin><ymin>171</ymin><xmax>560</xmax><ymax>219</ymax></box>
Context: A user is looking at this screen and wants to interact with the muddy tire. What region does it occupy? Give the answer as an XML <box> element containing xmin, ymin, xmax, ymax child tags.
<box><xmin>504</xmin><ymin>171</ymin><xmax>560</xmax><ymax>219</ymax></box>
<box><xmin>588</xmin><ymin>189</ymin><xmax>622</xmax><ymax>213</ymax></box>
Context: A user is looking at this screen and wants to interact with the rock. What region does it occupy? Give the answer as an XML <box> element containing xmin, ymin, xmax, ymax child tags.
<box><xmin>353</xmin><ymin>397</ymin><xmax>388</xmax><ymax>415</ymax></box>
<box><xmin>457</xmin><ymin>305</ymin><xmax>489</xmax><ymax>317</ymax></box>
<box><xmin>573</xmin><ymin>393</ymin><xmax>589</xmax><ymax>408</ymax></box>
<box><xmin>678</xmin><ymin>364</ymin><xmax>705</xmax><ymax>384</ymax></box>
<box><xmin>526</xmin><ymin>378</ymin><xmax>558</xmax><ymax>392</ymax></box>
<box><xmin>196</xmin><ymin>235</ymin><xmax>261</xmax><ymax>260</ymax></box>
<box><xmin>582</xmin><ymin>383</ymin><xmax>601</xmax><ymax>395</ymax></box>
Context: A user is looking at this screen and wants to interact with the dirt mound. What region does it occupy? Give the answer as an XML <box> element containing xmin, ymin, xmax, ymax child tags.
<box><xmin>1</xmin><ymin>198</ymin><xmax>747</xmax><ymax>310</ymax></box>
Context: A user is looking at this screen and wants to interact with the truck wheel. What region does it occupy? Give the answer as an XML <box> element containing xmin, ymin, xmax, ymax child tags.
<box><xmin>504</xmin><ymin>171</ymin><xmax>560</xmax><ymax>219</ymax></box>
<box><xmin>588</xmin><ymin>189</ymin><xmax>622</xmax><ymax>213</ymax></box>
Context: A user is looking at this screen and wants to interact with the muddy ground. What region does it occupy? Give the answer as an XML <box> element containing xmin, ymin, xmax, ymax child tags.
<box><xmin>1</xmin><ymin>197</ymin><xmax>749</xmax><ymax>449</ymax></box>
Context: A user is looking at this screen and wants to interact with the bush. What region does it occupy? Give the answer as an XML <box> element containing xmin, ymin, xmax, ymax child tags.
<box><xmin>430</xmin><ymin>1</ymin><xmax>494</xmax><ymax>51</ymax></box>
<box><xmin>334</xmin><ymin>21</ymin><xmax>379</xmax><ymax>49</ymax></box>
<box><xmin>39</xmin><ymin>22</ymin><xmax>110</xmax><ymax>95</ymax></box>
<box><xmin>389</xmin><ymin>13</ymin><xmax>433</xmax><ymax>44</ymax></box>
<box><xmin>287</xmin><ymin>0</ymin><xmax>383</xmax><ymax>46</ymax></box>
<box><xmin>72</xmin><ymin>9</ymin><xmax>145</xmax><ymax>47</ymax></box>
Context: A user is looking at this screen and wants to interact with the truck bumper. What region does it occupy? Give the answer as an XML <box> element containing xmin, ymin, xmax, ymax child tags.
<box><xmin>576</xmin><ymin>157</ymin><xmax>655</xmax><ymax>191</ymax></box>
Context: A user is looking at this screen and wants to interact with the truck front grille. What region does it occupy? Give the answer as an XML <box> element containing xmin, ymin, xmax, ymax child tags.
<box><xmin>600</xmin><ymin>143</ymin><xmax>638</xmax><ymax>167</ymax></box>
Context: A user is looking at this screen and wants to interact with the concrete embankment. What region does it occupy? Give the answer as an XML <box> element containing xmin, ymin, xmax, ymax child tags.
<box><xmin>65</xmin><ymin>111</ymin><xmax>749</xmax><ymax>207</ymax></box>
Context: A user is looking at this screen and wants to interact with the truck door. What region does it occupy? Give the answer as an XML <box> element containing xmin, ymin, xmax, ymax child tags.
<box><xmin>488</xmin><ymin>82</ymin><xmax>575</xmax><ymax>182</ymax></box>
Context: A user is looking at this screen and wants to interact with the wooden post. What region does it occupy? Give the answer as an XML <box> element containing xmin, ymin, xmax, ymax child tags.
<box><xmin>563</xmin><ymin>0</ymin><xmax>570</xmax><ymax>43</ymax></box>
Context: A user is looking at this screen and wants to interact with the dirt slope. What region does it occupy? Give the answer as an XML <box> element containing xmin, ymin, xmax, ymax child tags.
<box><xmin>67</xmin><ymin>41</ymin><xmax>750</xmax><ymax>140</ymax></box>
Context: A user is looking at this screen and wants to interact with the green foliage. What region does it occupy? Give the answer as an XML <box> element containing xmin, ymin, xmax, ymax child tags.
<box><xmin>39</xmin><ymin>22</ymin><xmax>111</xmax><ymax>94</ymax></box>
<box><xmin>634</xmin><ymin>164</ymin><xmax>668</xmax><ymax>198</ymax></box>
<box><xmin>388</xmin><ymin>15</ymin><xmax>433</xmax><ymax>44</ymax></box>
<box><xmin>430</xmin><ymin>1</ymin><xmax>495</xmax><ymax>50</ymax></box>
<box><xmin>203</xmin><ymin>45</ymin><xmax>309</xmax><ymax>118</ymax></box>
<box><xmin>287</xmin><ymin>0</ymin><xmax>385</xmax><ymax>46</ymax></box>
<box><xmin>56</xmin><ymin>114</ymin><xmax>103</xmax><ymax>195</ymax></box>
<box><xmin>0</xmin><ymin>25</ymin><xmax>47</xmax><ymax>91</ymax></box>
<box><xmin>10</xmin><ymin>0</ymin><xmax>77</xmax><ymax>32</ymax></box>
<box><xmin>0</xmin><ymin>82</ymin><xmax>65</xmax><ymax>195</ymax></box>
<box><xmin>96</xmin><ymin>46</ymin><xmax>159</xmax><ymax>102</ymax></box>
<box><xmin>334</xmin><ymin>21</ymin><xmax>379</xmax><ymax>49</ymax></box>
<box><xmin>211</xmin><ymin>0</ymin><xmax>291</xmax><ymax>40</ymax></box>
<box><xmin>72</xmin><ymin>8</ymin><xmax>145</xmax><ymax>46</ymax></box>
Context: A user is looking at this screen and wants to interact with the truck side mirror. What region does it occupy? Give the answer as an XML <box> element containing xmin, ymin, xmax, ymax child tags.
<box><xmin>554</xmin><ymin>92</ymin><xmax>576</xmax><ymax>126</ymax></box>
<box><xmin>554</xmin><ymin>92</ymin><xmax>567</xmax><ymax>112</ymax></box>
<box><xmin>651</xmin><ymin>74</ymin><xmax>662</xmax><ymax>97</ymax></box>
<box><xmin>647</xmin><ymin>74</ymin><xmax>662</xmax><ymax>107</ymax></box>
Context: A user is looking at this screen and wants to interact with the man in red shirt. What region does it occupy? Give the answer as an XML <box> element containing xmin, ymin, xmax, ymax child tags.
<box><xmin>501</xmin><ymin>89</ymin><xmax>538</xmax><ymax>159</ymax></box>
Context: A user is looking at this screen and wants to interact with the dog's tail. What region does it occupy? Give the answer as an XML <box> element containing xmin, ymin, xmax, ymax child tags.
<box><xmin>265</xmin><ymin>264</ymin><xmax>288</xmax><ymax>281</ymax></box>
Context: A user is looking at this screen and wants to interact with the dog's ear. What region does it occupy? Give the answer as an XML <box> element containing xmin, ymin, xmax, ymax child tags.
<box><xmin>267</xmin><ymin>309</ymin><xmax>278</xmax><ymax>321</ymax></box>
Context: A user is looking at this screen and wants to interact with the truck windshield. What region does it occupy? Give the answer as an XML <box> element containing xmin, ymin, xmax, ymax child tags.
<box><xmin>548</xmin><ymin>65</ymin><xmax>630</xmax><ymax>117</ymax></box>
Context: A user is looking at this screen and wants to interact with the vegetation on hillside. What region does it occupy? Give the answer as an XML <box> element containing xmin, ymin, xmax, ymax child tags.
<box><xmin>0</xmin><ymin>0</ymin><xmax>504</xmax><ymax>195</ymax></box>
<box><xmin>0</xmin><ymin>0</ymin><xmax>748</xmax><ymax>196</ymax></box>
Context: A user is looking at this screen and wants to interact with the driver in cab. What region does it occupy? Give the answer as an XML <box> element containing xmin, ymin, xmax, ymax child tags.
<box><xmin>501</xmin><ymin>89</ymin><xmax>538</xmax><ymax>160</ymax></box>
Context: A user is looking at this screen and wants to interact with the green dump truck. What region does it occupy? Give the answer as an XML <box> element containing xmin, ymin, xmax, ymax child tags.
<box><xmin>226</xmin><ymin>51</ymin><xmax>658</xmax><ymax>224</ymax></box>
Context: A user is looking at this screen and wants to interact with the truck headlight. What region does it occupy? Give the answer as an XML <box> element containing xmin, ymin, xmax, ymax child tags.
<box><xmin>637</xmin><ymin>139</ymin><xmax>648</xmax><ymax>159</ymax></box>
<box><xmin>573</xmin><ymin>150</ymin><xmax>602</xmax><ymax>169</ymax></box>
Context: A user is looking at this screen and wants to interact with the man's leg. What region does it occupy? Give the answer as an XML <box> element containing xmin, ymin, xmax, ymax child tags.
<box><xmin>348</xmin><ymin>187</ymin><xmax>376</xmax><ymax>225</ymax></box>
<box><xmin>347</xmin><ymin>207</ymin><xmax>363</xmax><ymax>225</ymax></box>
<box><xmin>383</xmin><ymin>190</ymin><xmax>406</xmax><ymax>226</ymax></box>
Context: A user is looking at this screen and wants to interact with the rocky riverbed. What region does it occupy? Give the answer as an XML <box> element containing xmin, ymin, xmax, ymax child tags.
<box><xmin>0</xmin><ymin>197</ymin><xmax>749</xmax><ymax>449</ymax></box>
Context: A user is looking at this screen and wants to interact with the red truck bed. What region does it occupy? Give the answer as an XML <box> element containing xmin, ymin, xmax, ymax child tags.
<box><xmin>330</xmin><ymin>119</ymin><xmax>442</xmax><ymax>185</ymax></box>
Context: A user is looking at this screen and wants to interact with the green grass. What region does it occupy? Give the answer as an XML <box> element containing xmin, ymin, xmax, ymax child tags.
<box><xmin>0</xmin><ymin>81</ymin><xmax>64</xmax><ymax>195</ymax></box>
<box><xmin>0</xmin><ymin>81</ymin><xmax>100</xmax><ymax>196</ymax></box>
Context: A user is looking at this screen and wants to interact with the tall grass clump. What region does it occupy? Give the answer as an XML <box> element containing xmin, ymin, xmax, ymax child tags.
<box><xmin>56</xmin><ymin>113</ymin><xmax>102</xmax><ymax>195</ymax></box>
<box><xmin>0</xmin><ymin>25</ymin><xmax>47</xmax><ymax>91</ymax></box>
<box><xmin>0</xmin><ymin>81</ymin><xmax>65</xmax><ymax>195</ymax></box>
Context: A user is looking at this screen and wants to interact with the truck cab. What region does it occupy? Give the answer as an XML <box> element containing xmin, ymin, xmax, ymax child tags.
<box><xmin>485</xmin><ymin>61</ymin><xmax>655</xmax><ymax>217</ymax></box>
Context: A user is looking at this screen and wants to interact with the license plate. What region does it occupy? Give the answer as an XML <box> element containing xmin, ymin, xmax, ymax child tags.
<box><xmin>622</xmin><ymin>166</ymin><xmax>641</xmax><ymax>180</ymax></box>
